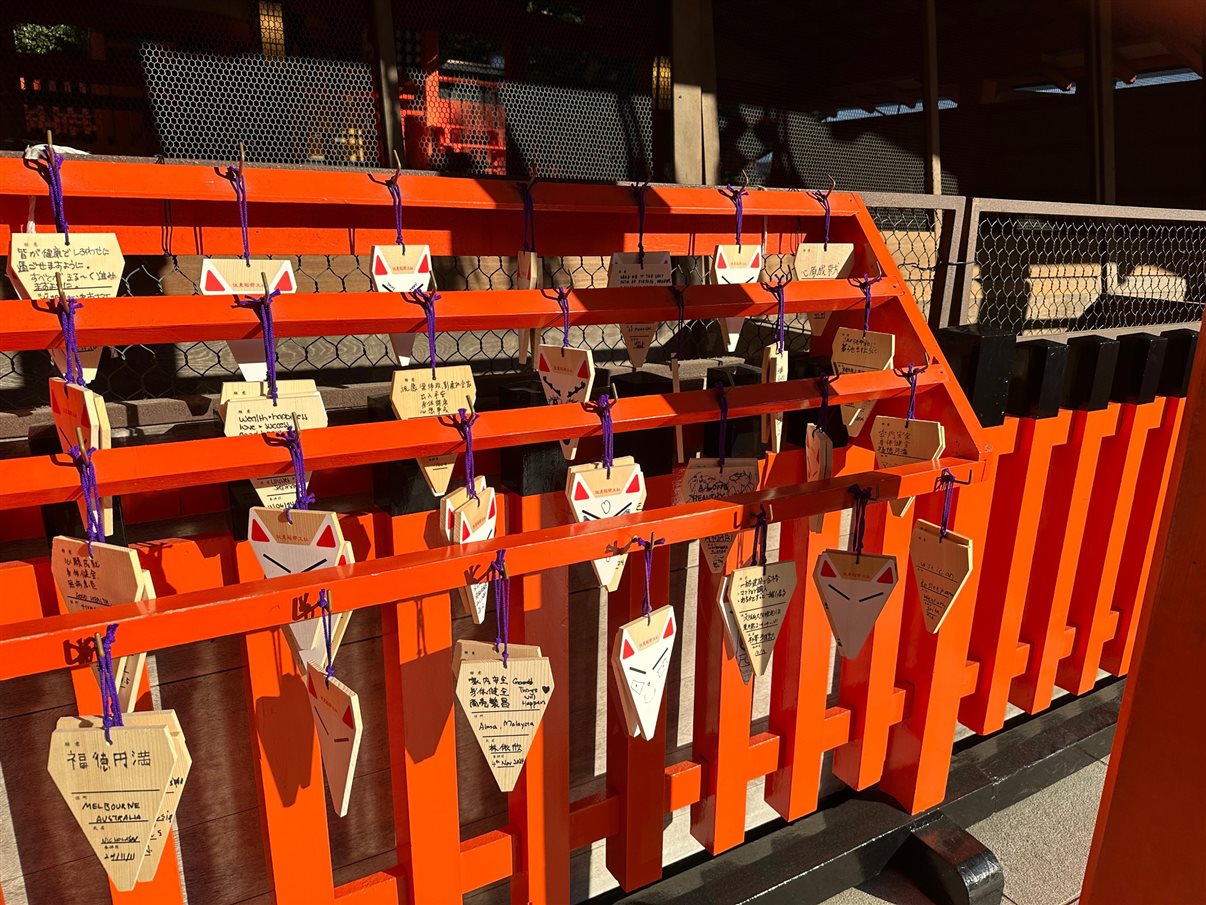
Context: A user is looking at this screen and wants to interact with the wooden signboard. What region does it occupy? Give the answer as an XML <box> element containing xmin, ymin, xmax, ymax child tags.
<box><xmin>761</xmin><ymin>344</ymin><xmax>789</xmax><ymax>452</ymax></box>
<box><xmin>198</xmin><ymin>258</ymin><xmax>297</xmax><ymax>381</ymax></box>
<box><xmin>716</xmin><ymin>576</ymin><xmax>754</xmax><ymax>684</ymax></box>
<box><xmin>608</xmin><ymin>251</ymin><xmax>671</xmax><ymax>368</ymax></box>
<box><xmin>805</xmin><ymin>424</ymin><xmax>834</xmax><ymax>533</ymax></box>
<box><xmin>515</xmin><ymin>251</ymin><xmax>541</xmax><ymax>366</ymax></box>
<box><xmin>909</xmin><ymin>519</ymin><xmax>974</xmax><ymax>633</ymax></box>
<box><xmin>449</xmin><ymin>486</ymin><xmax>498</xmax><ymax>623</ymax></box>
<box><xmin>566</xmin><ymin>458</ymin><xmax>646</xmax><ymax>590</ymax></box>
<box><xmin>535</xmin><ymin>344</ymin><xmax>595</xmax><ymax>459</ymax></box>
<box><xmin>831</xmin><ymin>326</ymin><xmax>895</xmax><ymax>437</ymax></box>
<box><xmin>711</xmin><ymin>244</ymin><xmax>763</xmax><ymax>352</ymax></box>
<box><xmin>813</xmin><ymin>550</ymin><xmax>899</xmax><ymax>659</ymax></box>
<box><xmin>675</xmin><ymin>457</ymin><xmax>760</xmax><ymax>573</ymax></box>
<box><xmin>8</xmin><ymin>232</ymin><xmax>124</xmax><ymax>384</ymax></box>
<box><xmin>390</xmin><ymin>365</ymin><xmax>477</xmax><ymax>496</ymax></box>
<box><xmin>370</xmin><ymin>243</ymin><xmax>433</xmax><ymax>365</ymax></box>
<box><xmin>305</xmin><ymin>662</ymin><xmax>363</xmax><ymax>818</ymax></box>
<box><xmin>47</xmin><ymin>716</ymin><xmax>180</xmax><ymax>890</ymax></box>
<box><xmin>868</xmin><ymin>415</ymin><xmax>946</xmax><ymax>516</ymax></box>
<box><xmin>726</xmin><ymin>561</ymin><xmax>797</xmax><ymax>675</ymax></box>
<box><xmin>454</xmin><ymin>642</ymin><xmax>554</xmax><ymax>792</ymax></box>
<box><xmin>611</xmin><ymin>605</ymin><xmax>676</xmax><ymax>739</ymax></box>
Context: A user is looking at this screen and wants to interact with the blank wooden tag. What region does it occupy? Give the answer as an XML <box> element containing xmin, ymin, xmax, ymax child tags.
<box><xmin>110</xmin><ymin>711</ymin><xmax>192</xmax><ymax>883</ymax></box>
<box><xmin>535</xmin><ymin>343</ymin><xmax>595</xmax><ymax>460</ymax></box>
<box><xmin>566</xmin><ymin>459</ymin><xmax>646</xmax><ymax>590</ymax></box>
<box><xmin>284</xmin><ymin>541</ymin><xmax>354</xmax><ymax>668</ymax></box>
<box><xmin>716</xmin><ymin>576</ymin><xmax>754</xmax><ymax>685</ymax></box>
<box><xmin>611</xmin><ymin>605</ymin><xmax>676</xmax><ymax>739</ymax></box>
<box><xmin>390</xmin><ymin>365</ymin><xmax>477</xmax><ymax>495</ymax></box>
<box><xmin>761</xmin><ymin>344</ymin><xmax>789</xmax><ymax>452</ymax></box>
<box><xmin>712</xmin><ymin>244</ymin><xmax>762</xmax><ymax>352</ymax></box>
<box><xmin>305</xmin><ymin>662</ymin><xmax>363</xmax><ymax>818</ymax></box>
<box><xmin>455</xmin><ymin>647</ymin><xmax>554</xmax><ymax>792</ymax></box>
<box><xmin>793</xmin><ymin>242</ymin><xmax>856</xmax><ymax>281</ymax></box>
<box><xmin>199</xmin><ymin>258</ymin><xmax>298</xmax><ymax>381</ymax></box>
<box><xmin>371</xmin><ymin>243</ymin><xmax>433</xmax><ymax>366</ymax></box>
<box><xmin>869</xmin><ymin>415</ymin><xmax>946</xmax><ymax>516</ymax></box>
<box><xmin>248</xmin><ymin>507</ymin><xmax>346</xmax><ymax>577</ymax></box>
<box><xmin>726</xmin><ymin>561</ymin><xmax>797</xmax><ymax>675</ymax></box>
<box><xmin>805</xmin><ymin>424</ymin><xmax>834</xmax><ymax>533</ymax></box>
<box><xmin>813</xmin><ymin>550</ymin><xmax>899</xmax><ymax>659</ymax></box>
<box><xmin>675</xmin><ymin>457</ymin><xmax>760</xmax><ymax>573</ymax></box>
<box><xmin>451</xmin><ymin>639</ymin><xmax>543</xmax><ymax>676</ymax></box>
<box><xmin>909</xmin><ymin>519</ymin><xmax>973</xmax><ymax>633</ymax></box>
<box><xmin>440</xmin><ymin>475</ymin><xmax>488</xmax><ymax>541</ymax></box>
<box><xmin>450</xmin><ymin>487</ymin><xmax>498</xmax><ymax>623</ymax></box>
<box><xmin>608</xmin><ymin>251</ymin><xmax>671</xmax><ymax>368</ymax></box>
<box><xmin>48</xmin><ymin>716</ymin><xmax>179</xmax><ymax>891</ymax></box>
<box><xmin>515</xmin><ymin>251</ymin><xmax>541</xmax><ymax>366</ymax></box>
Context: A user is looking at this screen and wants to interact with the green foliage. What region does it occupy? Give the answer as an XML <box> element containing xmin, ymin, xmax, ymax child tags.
<box><xmin>13</xmin><ymin>23</ymin><xmax>89</xmax><ymax>56</ymax></box>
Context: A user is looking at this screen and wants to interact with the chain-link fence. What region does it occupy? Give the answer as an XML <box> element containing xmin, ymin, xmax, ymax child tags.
<box><xmin>963</xmin><ymin>201</ymin><xmax>1206</xmax><ymax>335</ymax></box>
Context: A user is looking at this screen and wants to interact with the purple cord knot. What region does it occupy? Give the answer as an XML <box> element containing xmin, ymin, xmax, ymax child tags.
<box><xmin>669</xmin><ymin>284</ymin><xmax>686</xmax><ymax>359</ymax></box>
<box><xmin>719</xmin><ymin>184</ymin><xmax>748</xmax><ymax>246</ymax></box>
<box><xmin>716</xmin><ymin>383</ymin><xmax>729</xmax><ymax>472</ymax></box>
<box><xmin>751</xmin><ymin>508</ymin><xmax>769</xmax><ymax>567</ymax></box>
<box><xmin>808</xmin><ymin>182</ymin><xmax>833</xmax><ymax>250</ymax></box>
<box><xmin>52</xmin><ymin>295</ymin><xmax>85</xmax><ymax>386</ymax></box>
<box><xmin>894</xmin><ymin>363</ymin><xmax>928</xmax><ymax>426</ymax></box>
<box><xmin>403</xmin><ymin>288</ymin><xmax>441</xmax><ymax>378</ymax></box>
<box><xmin>452</xmin><ymin>408</ymin><xmax>479</xmax><ymax>500</ymax></box>
<box><xmin>234</xmin><ymin>286</ymin><xmax>281</xmax><ymax>403</ymax></box>
<box><xmin>590</xmin><ymin>393</ymin><xmax>616</xmax><ymax>476</ymax></box>
<box><xmin>384</xmin><ymin>171</ymin><xmax>406</xmax><ymax>250</ymax></box>
<box><xmin>633</xmin><ymin>182</ymin><xmax>650</xmax><ymax>268</ymax></box>
<box><xmin>849</xmin><ymin>273</ymin><xmax>884</xmax><ymax>334</ymax></box>
<box><xmin>760</xmin><ymin>279</ymin><xmax>788</xmax><ymax>353</ymax></box>
<box><xmin>42</xmin><ymin>145</ymin><xmax>70</xmax><ymax>243</ymax></box>
<box><xmin>221</xmin><ymin>163</ymin><xmax>250</xmax><ymax>264</ymax></box>
<box><xmin>491</xmin><ymin>550</ymin><xmax>510</xmax><ymax>666</ymax></box>
<box><xmin>517</xmin><ymin>178</ymin><xmax>539</xmax><ymax>253</ymax></box>
<box><xmin>848</xmin><ymin>485</ymin><xmax>874</xmax><ymax>562</ymax></box>
<box><xmin>936</xmin><ymin>468</ymin><xmax>972</xmax><ymax>540</ymax></box>
<box><xmin>96</xmin><ymin>623</ymin><xmax>124</xmax><ymax>742</ymax></box>
<box><xmin>69</xmin><ymin>443</ymin><xmax>105</xmax><ymax>553</ymax></box>
<box><xmin>542</xmin><ymin>286</ymin><xmax>572</xmax><ymax>348</ymax></box>
<box><xmin>272</xmin><ymin>427</ymin><xmax>314</xmax><ymax>522</ymax></box>
<box><xmin>635</xmin><ymin>535</ymin><xmax>665</xmax><ymax>619</ymax></box>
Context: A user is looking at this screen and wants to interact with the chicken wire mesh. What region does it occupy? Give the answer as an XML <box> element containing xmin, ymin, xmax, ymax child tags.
<box><xmin>966</xmin><ymin>213</ymin><xmax>1206</xmax><ymax>335</ymax></box>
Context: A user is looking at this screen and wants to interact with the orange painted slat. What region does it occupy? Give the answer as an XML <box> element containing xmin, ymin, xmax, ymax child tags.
<box><xmin>334</xmin><ymin>869</ymin><xmax>402</xmax><ymax>904</ymax></box>
<box><xmin>960</xmin><ymin>416</ymin><xmax>1064</xmax><ymax>734</ymax></box>
<box><xmin>1101</xmin><ymin>396</ymin><xmax>1186</xmax><ymax>676</ymax></box>
<box><xmin>1057</xmin><ymin>401</ymin><xmax>1165</xmax><ymax>695</ymax></box>
<box><xmin>568</xmin><ymin>792</ymin><xmax>619</xmax><ymax>851</ymax></box>
<box><xmin>746</xmin><ymin>733</ymin><xmax>782</xmax><ymax>780</ymax></box>
<box><xmin>664</xmin><ymin>763</ymin><xmax>704</xmax><ymax>813</ymax></box>
<box><xmin>880</xmin><ymin>456</ymin><xmax>997</xmax><ymax>813</ymax></box>
<box><xmin>461</xmin><ymin>830</ymin><xmax>514</xmax><ymax>893</ymax></box>
<box><xmin>506</xmin><ymin>490</ymin><xmax>571</xmax><ymax>905</ymax></box>
<box><xmin>1011</xmin><ymin>406</ymin><xmax>1120</xmax><ymax>714</ymax></box>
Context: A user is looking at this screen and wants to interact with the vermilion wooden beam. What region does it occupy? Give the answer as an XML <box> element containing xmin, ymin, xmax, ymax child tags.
<box><xmin>0</xmin><ymin>371</ymin><xmax>954</xmax><ymax>510</ymax></box>
<box><xmin>0</xmin><ymin>281</ymin><xmax>899</xmax><ymax>350</ymax></box>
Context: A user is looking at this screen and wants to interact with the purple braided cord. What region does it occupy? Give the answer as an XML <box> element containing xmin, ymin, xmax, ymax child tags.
<box><xmin>635</xmin><ymin>536</ymin><xmax>664</xmax><ymax>620</ymax></box>
<box><xmin>633</xmin><ymin>182</ymin><xmax>650</xmax><ymax>268</ymax></box>
<box><xmin>277</xmin><ymin>427</ymin><xmax>314</xmax><ymax>522</ymax></box>
<box><xmin>518</xmin><ymin>178</ymin><xmax>538</xmax><ymax>252</ymax></box>
<box><xmin>96</xmin><ymin>623</ymin><xmax>124</xmax><ymax>743</ymax></box>
<box><xmin>937</xmin><ymin>468</ymin><xmax>972</xmax><ymax>540</ymax></box>
<box><xmin>894</xmin><ymin>363</ymin><xmax>927</xmax><ymax>426</ymax></box>
<box><xmin>404</xmin><ymin>289</ymin><xmax>441</xmax><ymax>378</ymax></box>
<box><xmin>760</xmin><ymin>279</ymin><xmax>787</xmax><ymax>353</ymax></box>
<box><xmin>848</xmin><ymin>485</ymin><xmax>873</xmax><ymax>562</ymax></box>
<box><xmin>234</xmin><ymin>287</ymin><xmax>281</xmax><ymax>403</ymax></box>
<box><xmin>53</xmin><ymin>295</ymin><xmax>85</xmax><ymax>386</ymax></box>
<box><xmin>808</xmin><ymin>187</ymin><xmax>832</xmax><ymax>250</ymax></box>
<box><xmin>593</xmin><ymin>393</ymin><xmax>616</xmax><ymax>477</ymax></box>
<box><xmin>850</xmin><ymin>273</ymin><xmax>883</xmax><ymax>333</ymax></box>
<box><xmin>385</xmin><ymin>173</ymin><xmax>405</xmax><ymax>249</ymax></box>
<box><xmin>716</xmin><ymin>383</ymin><xmax>729</xmax><ymax>473</ymax></box>
<box><xmin>491</xmin><ymin>550</ymin><xmax>509</xmax><ymax>666</ymax></box>
<box><xmin>223</xmin><ymin>164</ymin><xmax>250</xmax><ymax>264</ymax></box>
<box><xmin>43</xmin><ymin>146</ymin><xmax>70</xmax><ymax>243</ymax></box>
<box><xmin>719</xmin><ymin>185</ymin><xmax>748</xmax><ymax>245</ymax></box>
<box><xmin>453</xmin><ymin>408</ymin><xmax>480</xmax><ymax>501</ymax></box>
<box><xmin>69</xmin><ymin>443</ymin><xmax>105</xmax><ymax>552</ymax></box>
<box><xmin>543</xmin><ymin>286</ymin><xmax>572</xmax><ymax>347</ymax></box>
<box><xmin>319</xmin><ymin>588</ymin><xmax>335</xmax><ymax>684</ymax></box>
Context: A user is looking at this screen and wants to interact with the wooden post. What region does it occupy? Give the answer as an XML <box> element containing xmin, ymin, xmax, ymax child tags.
<box><xmin>671</xmin><ymin>0</ymin><xmax>720</xmax><ymax>184</ymax></box>
<box><xmin>371</xmin><ymin>0</ymin><xmax>404</xmax><ymax>168</ymax></box>
<box><xmin>1087</xmin><ymin>0</ymin><xmax>1116</xmax><ymax>203</ymax></box>
<box><xmin>921</xmin><ymin>0</ymin><xmax>942</xmax><ymax>195</ymax></box>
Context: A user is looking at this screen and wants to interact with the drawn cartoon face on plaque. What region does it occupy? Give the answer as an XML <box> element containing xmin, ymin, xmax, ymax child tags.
<box><xmin>567</xmin><ymin>460</ymin><xmax>646</xmax><ymax>589</ymax></box>
<box><xmin>448</xmin><ymin>488</ymin><xmax>497</xmax><ymax>623</ymax></box>
<box><xmin>370</xmin><ymin>244</ymin><xmax>432</xmax><ymax>293</ymax></box>
<box><xmin>614</xmin><ymin>605</ymin><xmax>677</xmax><ymax>738</ymax></box>
<box><xmin>536</xmin><ymin>344</ymin><xmax>595</xmax><ymax>458</ymax></box>
<box><xmin>813</xmin><ymin>550</ymin><xmax>899</xmax><ymax>659</ymax></box>
<box><xmin>441</xmin><ymin>476</ymin><xmax>488</xmax><ymax>542</ymax></box>
<box><xmin>248</xmin><ymin>508</ymin><xmax>345</xmax><ymax>578</ymax></box>
<box><xmin>305</xmin><ymin>663</ymin><xmax>363</xmax><ymax>818</ymax></box>
<box><xmin>199</xmin><ymin>258</ymin><xmax>296</xmax><ymax>296</ymax></box>
<box><xmin>712</xmin><ymin>244</ymin><xmax>763</xmax><ymax>352</ymax></box>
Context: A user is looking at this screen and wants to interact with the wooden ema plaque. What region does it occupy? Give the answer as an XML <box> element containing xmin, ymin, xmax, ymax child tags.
<box><xmin>831</xmin><ymin>326</ymin><xmax>895</xmax><ymax>437</ymax></box>
<box><xmin>305</xmin><ymin>662</ymin><xmax>363</xmax><ymax>818</ymax></box>
<box><xmin>716</xmin><ymin>576</ymin><xmax>754</xmax><ymax>685</ymax></box>
<box><xmin>566</xmin><ymin>458</ymin><xmax>646</xmax><ymax>590</ymax></box>
<box><xmin>47</xmin><ymin>715</ymin><xmax>181</xmax><ymax>891</ymax></box>
<box><xmin>390</xmin><ymin>365</ymin><xmax>477</xmax><ymax>496</ymax></box>
<box><xmin>813</xmin><ymin>550</ymin><xmax>899</xmax><ymax>659</ymax></box>
<box><xmin>440</xmin><ymin>475</ymin><xmax>487</xmax><ymax>540</ymax></box>
<box><xmin>535</xmin><ymin>344</ymin><xmax>595</xmax><ymax>460</ymax></box>
<box><xmin>794</xmin><ymin>238</ymin><xmax>857</xmax><ymax>338</ymax></box>
<box><xmin>199</xmin><ymin>258</ymin><xmax>297</xmax><ymax>382</ymax></box>
<box><xmin>370</xmin><ymin>243</ymin><xmax>433</xmax><ymax>365</ymax></box>
<box><xmin>868</xmin><ymin>415</ymin><xmax>946</xmax><ymax>516</ymax></box>
<box><xmin>725</xmin><ymin>561</ymin><xmax>798</xmax><ymax>675</ymax></box>
<box><xmin>49</xmin><ymin>378</ymin><xmax>115</xmax><ymax>534</ymax></box>
<box><xmin>451</xmin><ymin>639</ymin><xmax>544</xmax><ymax>676</ymax></box>
<box><xmin>454</xmin><ymin>641</ymin><xmax>554</xmax><ymax>792</ymax></box>
<box><xmin>8</xmin><ymin>231</ymin><xmax>124</xmax><ymax>384</ymax></box>
<box><xmin>447</xmin><ymin>486</ymin><xmax>498</xmax><ymax>623</ymax></box>
<box><xmin>711</xmin><ymin>244</ymin><xmax>763</xmax><ymax>352</ymax></box>
<box><xmin>515</xmin><ymin>251</ymin><xmax>541</xmax><ymax>366</ymax></box>
<box><xmin>284</xmin><ymin>544</ymin><xmax>354</xmax><ymax>668</ymax></box>
<box><xmin>675</xmin><ymin>457</ymin><xmax>760</xmax><ymax>573</ymax></box>
<box><xmin>611</xmin><ymin>605</ymin><xmax>676</xmax><ymax>739</ymax></box>
<box><xmin>805</xmin><ymin>424</ymin><xmax>834</xmax><ymax>533</ymax></box>
<box><xmin>909</xmin><ymin>519</ymin><xmax>973</xmax><ymax>633</ymax></box>
<box><xmin>607</xmin><ymin>251</ymin><xmax>671</xmax><ymax>368</ymax></box>
<box><xmin>761</xmin><ymin>344</ymin><xmax>789</xmax><ymax>452</ymax></box>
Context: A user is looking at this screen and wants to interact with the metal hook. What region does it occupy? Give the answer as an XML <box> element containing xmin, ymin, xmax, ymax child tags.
<box><xmin>45</xmin><ymin>130</ymin><xmax>55</xmax><ymax>162</ymax></box>
<box><xmin>237</xmin><ymin>141</ymin><xmax>245</xmax><ymax>171</ymax></box>
<box><xmin>75</xmin><ymin>426</ymin><xmax>87</xmax><ymax>450</ymax></box>
<box><xmin>261</xmin><ymin>272</ymin><xmax>271</xmax><ymax>298</ymax></box>
<box><xmin>55</xmin><ymin>272</ymin><xmax>66</xmax><ymax>302</ymax></box>
<box><xmin>392</xmin><ymin>149</ymin><xmax>402</xmax><ymax>178</ymax></box>
<box><xmin>608</xmin><ymin>381</ymin><xmax>619</xmax><ymax>401</ymax></box>
<box><xmin>464</xmin><ymin>395</ymin><xmax>477</xmax><ymax>417</ymax></box>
